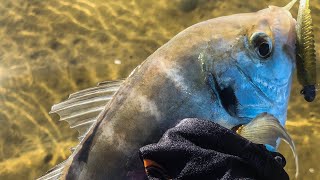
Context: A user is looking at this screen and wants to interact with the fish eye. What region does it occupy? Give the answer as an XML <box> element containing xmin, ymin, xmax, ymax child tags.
<box><xmin>250</xmin><ymin>32</ymin><xmax>273</xmax><ymax>59</ymax></box>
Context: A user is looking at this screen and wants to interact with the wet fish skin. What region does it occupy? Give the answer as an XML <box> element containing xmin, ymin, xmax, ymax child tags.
<box><xmin>43</xmin><ymin>5</ymin><xmax>297</xmax><ymax>180</ymax></box>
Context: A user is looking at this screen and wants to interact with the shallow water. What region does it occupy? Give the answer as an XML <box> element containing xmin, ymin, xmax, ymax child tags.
<box><xmin>0</xmin><ymin>0</ymin><xmax>319</xmax><ymax>179</ymax></box>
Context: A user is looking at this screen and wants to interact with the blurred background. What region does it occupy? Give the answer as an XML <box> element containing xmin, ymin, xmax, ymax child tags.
<box><xmin>0</xmin><ymin>0</ymin><xmax>319</xmax><ymax>179</ymax></box>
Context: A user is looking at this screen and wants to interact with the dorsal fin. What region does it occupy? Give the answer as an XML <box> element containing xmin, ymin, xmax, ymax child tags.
<box><xmin>51</xmin><ymin>80</ymin><xmax>123</xmax><ymax>140</ymax></box>
<box><xmin>38</xmin><ymin>80</ymin><xmax>123</xmax><ymax>180</ymax></box>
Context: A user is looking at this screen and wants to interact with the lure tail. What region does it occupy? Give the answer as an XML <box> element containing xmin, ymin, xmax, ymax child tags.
<box><xmin>296</xmin><ymin>0</ymin><xmax>317</xmax><ymax>102</ymax></box>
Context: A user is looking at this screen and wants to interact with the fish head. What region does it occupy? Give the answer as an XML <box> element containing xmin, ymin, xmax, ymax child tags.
<box><xmin>210</xmin><ymin>6</ymin><xmax>297</xmax><ymax>126</ymax></box>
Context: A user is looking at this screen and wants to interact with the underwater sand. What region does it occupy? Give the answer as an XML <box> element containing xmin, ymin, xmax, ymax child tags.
<box><xmin>0</xmin><ymin>0</ymin><xmax>319</xmax><ymax>179</ymax></box>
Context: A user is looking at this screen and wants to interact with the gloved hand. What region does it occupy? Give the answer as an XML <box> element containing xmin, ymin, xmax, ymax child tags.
<box><xmin>139</xmin><ymin>118</ymin><xmax>288</xmax><ymax>180</ymax></box>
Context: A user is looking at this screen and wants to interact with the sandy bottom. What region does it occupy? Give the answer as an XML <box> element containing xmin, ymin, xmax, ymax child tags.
<box><xmin>0</xmin><ymin>0</ymin><xmax>319</xmax><ymax>179</ymax></box>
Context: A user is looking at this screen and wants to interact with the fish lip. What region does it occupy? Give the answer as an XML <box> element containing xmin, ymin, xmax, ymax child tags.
<box><xmin>234</xmin><ymin>63</ymin><xmax>290</xmax><ymax>104</ymax></box>
<box><xmin>252</xmin><ymin>76</ymin><xmax>290</xmax><ymax>90</ymax></box>
<box><xmin>234</xmin><ymin>64</ymin><xmax>273</xmax><ymax>104</ymax></box>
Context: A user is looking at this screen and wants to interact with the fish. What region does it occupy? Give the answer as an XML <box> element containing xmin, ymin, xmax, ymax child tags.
<box><xmin>39</xmin><ymin>1</ymin><xmax>299</xmax><ymax>179</ymax></box>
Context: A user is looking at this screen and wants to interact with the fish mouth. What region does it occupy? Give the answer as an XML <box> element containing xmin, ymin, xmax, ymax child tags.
<box><xmin>234</xmin><ymin>64</ymin><xmax>273</xmax><ymax>104</ymax></box>
<box><xmin>234</xmin><ymin>63</ymin><xmax>289</xmax><ymax>105</ymax></box>
<box><xmin>208</xmin><ymin>64</ymin><xmax>288</xmax><ymax>128</ymax></box>
<box><xmin>231</xmin><ymin>63</ymin><xmax>290</xmax><ymax>127</ymax></box>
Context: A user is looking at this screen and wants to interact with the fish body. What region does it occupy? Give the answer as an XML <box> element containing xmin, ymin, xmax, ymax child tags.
<box><xmin>41</xmin><ymin>5</ymin><xmax>297</xmax><ymax>180</ymax></box>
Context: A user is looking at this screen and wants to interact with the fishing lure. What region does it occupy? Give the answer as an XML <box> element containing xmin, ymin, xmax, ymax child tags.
<box><xmin>296</xmin><ymin>0</ymin><xmax>317</xmax><ymax>102</ymax></box>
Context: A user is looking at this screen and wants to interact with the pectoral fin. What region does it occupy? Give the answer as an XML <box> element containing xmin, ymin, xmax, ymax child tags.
<box><xmin>237</xmin><ymin>113</ymin><xmax>299</xmax><ymax>178</ymax></box>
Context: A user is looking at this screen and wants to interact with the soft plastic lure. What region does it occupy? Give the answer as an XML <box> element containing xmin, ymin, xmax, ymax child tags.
<box><xmin>296</xmin><ymin>0</ymin><xmax>317</xmax><ymax>102</ymax></box>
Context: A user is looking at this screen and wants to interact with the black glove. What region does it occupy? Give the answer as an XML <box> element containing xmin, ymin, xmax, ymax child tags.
<box><xmin>139</xmin><ymin>118</ymin><xmax>288</xmax><ymax>180</ymax></box>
